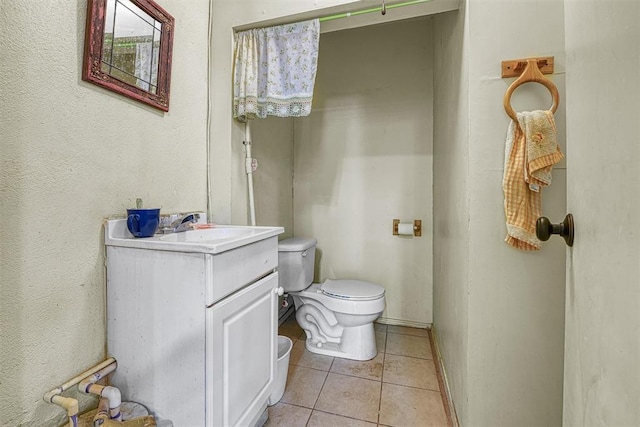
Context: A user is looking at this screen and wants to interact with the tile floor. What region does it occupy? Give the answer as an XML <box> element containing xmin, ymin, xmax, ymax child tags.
<box><xmin>267</xmin><ymin>315</ymin><xmax>453</xmax><ymax>427</ymax></box>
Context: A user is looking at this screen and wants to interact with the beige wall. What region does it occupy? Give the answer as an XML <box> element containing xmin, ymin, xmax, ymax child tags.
<box><xmin>433</xmin><ymin>7</ymin><xmax>471</xmax><ymax>424</ymax></box>
<box><xmin>433</xmin><ymin>0</ymin><xmax>566</xmax><ymax>425</ymax></box>
<box><xmin>466</xmin><ymin>0</ymin><xmax>566</xmax><ymax>424</ymax></box>
<box><xmin>209</xmin><ymin>0</ymin><xmax>362</xmax><ymax>225</ymax></box>
<box><xmin>293</xmin><ymin>19</ymin><xmax>434</xmax><ymax>325</ymax></box>
<box><xmin>1</xmin><ymin>0</ymin><xmax>570</xmax><ymax>424</ymax></box>
<box><xmin>0</xmin><ymin>1</ymin><xmax>209</xmax><ymax>425</ymax></box>
<box><xmin>251</xmin><ymin>117</ymin><xmax>295</xmax><ymax>237</ymax></box>
<box><xmin>563</xmin><ymin>2</ymin><xmax>640</xmax><ymax>424</ymax></box>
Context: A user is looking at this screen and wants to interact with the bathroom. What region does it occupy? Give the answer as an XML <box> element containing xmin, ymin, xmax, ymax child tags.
<box><xmin>1</xmin><ymin>1</ymin><xmax>638</xmax><ymax>426</ymax></box>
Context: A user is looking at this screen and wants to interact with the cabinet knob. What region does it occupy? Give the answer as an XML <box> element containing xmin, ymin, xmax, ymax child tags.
<box><xmin>275</xmin><ymin>287</ymin><xmax>285</xmax><ymax>296</ymax></box>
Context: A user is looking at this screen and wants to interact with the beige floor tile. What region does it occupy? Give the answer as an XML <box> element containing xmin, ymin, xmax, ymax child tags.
<box><xmin>266</xmin><ymin>402</ymin><xmax>312</xmax><ymax>427</ymax></box>
<box><xmin>386</xmin><ymin>333</ymin><xmax>432</xmax><ymax>359</ymax></box>
<box><xmin>379</xmin><ymin>383</ymin><xmax>448</xmax><ymax>427</ymax></box>
<box><xmin>314</xmin><ymin>373</ymin><xmax>381</xmax><ymax>423</ymax></box>
<box><xmin>279</xmin><ymin>319</ymin><xmax>304</xmax><ymax>342</ymax></box>
<box><xmin>281</xmin><ymin>365</ymin><xmax>328</xmax><ymax>408</ymax></box>
<box><xmin>289</xmin><ymin>339</ymin><xmax>334</xmax><ymax>371</ymax></box>
<box><xmin>308</xmin><ymin>410</ymin><xmax>377</xmax><ymax>427</ymax></box>
<box><xmin>387</xmin><ymin>325</ymin><xmax>430</xmax><ymax>338</ymax></box>
<box><xmin>376</xmin><ymin>331</ymin><xmax>387</xmax><ymax>353</ymax></box>
<box><xmin>382</xmin><ymin>354</ymin><xmax>439</xmax><ymax>390</ymax></box>
<box><xmin>330</xmin><ymin>351</ymin><xmax>384</xmax><ymax>381</ymax></box>
<box><xmin>374</xmin><ymin>322</ymin><xmax>388</xmax><ymax>333</ymax></box>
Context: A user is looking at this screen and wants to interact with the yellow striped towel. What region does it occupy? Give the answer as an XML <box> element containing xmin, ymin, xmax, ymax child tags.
<box><xmin>503</xmin><ymin>110</ymin><xmax>564</xmax><ymax>250</ymax></box>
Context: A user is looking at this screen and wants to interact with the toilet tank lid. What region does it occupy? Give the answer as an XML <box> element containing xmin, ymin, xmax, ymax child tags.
<box><xmin>278</xmin><ymin>237</ymin><xmax>317</xmax><ymax>252</ymax></box>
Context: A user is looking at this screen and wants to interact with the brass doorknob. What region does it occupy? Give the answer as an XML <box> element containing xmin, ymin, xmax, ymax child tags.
<box><xmin>536</xmin><ymin>214</ymin><xmax>574</xmax><ymax>247</ymax></box>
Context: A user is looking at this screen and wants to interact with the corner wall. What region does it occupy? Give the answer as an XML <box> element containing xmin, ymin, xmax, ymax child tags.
<box><xmin>433</xmin><ymin>1</ymin><xmax>566</xmax><ymax>425</ymax></box>
<box><xmin>466</xmin><ymin>1</ymin><xmax>566</xmax><ymax>424</ymax></box>
<box><xmin>432</xmin><ymin>6</ymin><xmax>470</xmax><ymax>425</ymax></box>
<box><xmin>0</xmin><ymin>1</ymin><xmax>209</xmax><ymax>424</ymax></box>
<box><xmin>251</xmin><ymin>117</ymin><xmax>295</xmax><ymax>237</ymax></box>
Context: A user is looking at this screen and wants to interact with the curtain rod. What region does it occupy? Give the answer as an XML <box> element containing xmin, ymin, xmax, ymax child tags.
<box><xmin>318</xmin><ymin>0</ymin><xmax>432</xmax><ymax>22</ymax></box>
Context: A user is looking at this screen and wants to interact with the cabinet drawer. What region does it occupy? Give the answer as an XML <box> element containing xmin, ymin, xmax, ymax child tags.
<box><xmin>205</xmin><ymin>236</ymin><xmax>278</xmax><ymax>306</ymax></box>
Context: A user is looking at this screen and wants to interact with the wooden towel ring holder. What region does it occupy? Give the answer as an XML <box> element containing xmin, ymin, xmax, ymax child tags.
<box><xmin>503</xmin><ymin>58</ymin><xmax>560</xmax><ymax>122</ymax></box>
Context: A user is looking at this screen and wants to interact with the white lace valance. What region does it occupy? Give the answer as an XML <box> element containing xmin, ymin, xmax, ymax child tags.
<box><xmin>233</xmin><ymin>19</ymin><xmax>320</xmax><ymax>122</ymax></box>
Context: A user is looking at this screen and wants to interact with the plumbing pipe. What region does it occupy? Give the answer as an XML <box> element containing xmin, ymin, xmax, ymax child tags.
<box><xmin>50</xmin><ymin>395</ymin><xmax>79</xmax><ymax>427</ymax></box>
<box><xmin>244</xmin><ymin>121</ymin><xmax>257</xmax><ymax>226</ymax></box>
<box><xmin>78</xmin><ymin>363</ymin><xmax>122</xmax><ymax>421</ymax></box>
<box><xmin>43</xmin><ymin>358</ymin><xmax>116</xmax><ymax>427</ymax></box>
<box><xmin>93</xmin><ymin>397</ymin><xmax>111</xmax><ymax>424</ymax></box>
<box><xmin>296</xmin><ymin>304</ymin><xmax>342</xmax><ymax>345</ymax></box>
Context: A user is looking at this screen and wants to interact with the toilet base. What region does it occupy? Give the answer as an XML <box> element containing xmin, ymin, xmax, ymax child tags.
<box><xmin>303</xmin><ymin>323</ymin><xmax>377</xmax><ymax>361</ymax></box>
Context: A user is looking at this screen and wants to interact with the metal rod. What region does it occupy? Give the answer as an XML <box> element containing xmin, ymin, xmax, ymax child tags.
<box><xmin>319</xmin><ymin>0</ymin><xmax>432</xmax><ymax>22</ymax></box>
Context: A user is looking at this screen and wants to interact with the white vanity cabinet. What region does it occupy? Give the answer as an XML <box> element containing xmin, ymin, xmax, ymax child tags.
<box><xmin>105</xmin><ymin>220</ymin><xmax>283</xmax><ymax>427</ymax></box>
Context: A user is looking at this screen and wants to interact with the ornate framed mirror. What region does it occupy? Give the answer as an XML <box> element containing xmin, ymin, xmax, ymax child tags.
<box><xmin>82</xmin><ymin>0</ymin><xmax>175</xmax><ymax>111</ymax></box>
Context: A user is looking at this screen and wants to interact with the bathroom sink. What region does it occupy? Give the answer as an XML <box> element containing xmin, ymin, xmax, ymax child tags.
<box><xmin>104</xmin><ymin>220</ymin><xmax>284</xmax><ymax>254</ymax></box>
<box><xmin>158</xmin><ymin>227</ymin><xmax>254</xmax><ymax>243</ymax></box>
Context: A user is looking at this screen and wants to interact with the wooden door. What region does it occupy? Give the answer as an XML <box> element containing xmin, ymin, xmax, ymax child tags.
<box><xmin>563</xmin><ymin>1</ymin><xmax>640</xmax><ymax>424</ymax></box>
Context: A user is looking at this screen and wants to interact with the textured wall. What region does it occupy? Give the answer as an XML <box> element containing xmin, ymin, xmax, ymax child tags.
<box><xmin>209</xmin><ymin>0</ymin><xmax>363</xmax><ymax>225</ymax></box>
<box><xmin>563</xmin><ymin>2</ymin><xmax>640</xmax><ymax>424</ymax></box>
<box><xmin>293</xmin><ymin>19</ymin><xmax>434</xmax><ymax>326</ymax></box>
<box><xmin>432</xmin><ymin>7</ymin><xmax>471</xmax><ymax>425</ymax></box>
<box><xmin>251</xmin><ymin>117</ymin><xmax>295</xmax><ymax>237</ymax></box>
<box><xmin>433</xmin><ymin>0</ymin><xmax>566</xmax><ymax>425</ymax></box>
<box><xmin>465</xmin><ymin>0</ymin><xmax>566</xmax><ymax>425</ymax></box>
<box><xmin>0</xmin><ymin>1</ymin><xmax>209</xmax><ymax>425</ymax></box>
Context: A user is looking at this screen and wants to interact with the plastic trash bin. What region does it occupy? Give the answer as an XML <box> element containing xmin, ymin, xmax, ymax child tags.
<box><xmin>268</xmin><ymin>336</ymin><xmax>293</xmax><ymax>406</ymax></box>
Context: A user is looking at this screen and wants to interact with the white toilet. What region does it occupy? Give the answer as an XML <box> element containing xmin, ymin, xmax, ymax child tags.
<box><xmin>278</xmin><ymin>237</ymin><xmax>385</xmax><ymax>361</ymax></box>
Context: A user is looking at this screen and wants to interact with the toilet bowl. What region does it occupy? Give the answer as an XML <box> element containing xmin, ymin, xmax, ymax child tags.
<box><xmin>278</xmin><ymin>237</ymin><xmax>385</xmax><ymax>361</ymax></box>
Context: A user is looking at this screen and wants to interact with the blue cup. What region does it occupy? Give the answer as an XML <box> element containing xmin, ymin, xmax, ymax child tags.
<box><xmin>127</xmin><ymin>208</ymin><xmax>160</xmax><ymax>238</ymax></box>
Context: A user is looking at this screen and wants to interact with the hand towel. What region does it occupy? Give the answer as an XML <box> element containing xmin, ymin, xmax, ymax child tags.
<box><xmin>503</xmin><ymin>110</ymin><xmax>564</xmax><ymax>250</ymax></box>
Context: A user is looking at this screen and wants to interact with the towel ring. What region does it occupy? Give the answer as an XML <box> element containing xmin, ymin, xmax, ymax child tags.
<box><xmin>503</xmin><ymin>59</ymin><xmax>560</xmax><ymax>122</ymax></box>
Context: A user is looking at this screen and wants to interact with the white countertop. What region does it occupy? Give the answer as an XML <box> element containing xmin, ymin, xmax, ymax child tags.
<box><xmin>105</xmin><ymin>219</ymin><xmax>284</xmax><ymax>254</ymax></box>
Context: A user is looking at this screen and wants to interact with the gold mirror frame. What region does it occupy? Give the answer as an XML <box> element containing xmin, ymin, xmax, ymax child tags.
<box><xmin>82</xmin><ymin>0</ymin><xmax>175</xmax><ymax>111</ymax></box>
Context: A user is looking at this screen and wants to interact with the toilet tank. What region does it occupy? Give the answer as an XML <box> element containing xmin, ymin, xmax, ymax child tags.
<box><xmin>278</xmin><ymin>237</ymin><xmax>317</xmax><ymax>292</ymax></box>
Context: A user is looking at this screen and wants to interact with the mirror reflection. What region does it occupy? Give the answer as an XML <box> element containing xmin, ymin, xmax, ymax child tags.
<box><xmin>102</xmin><ymin>0</ymin><xmax>162</xmax><ymax>94</ymax></box>
<box><xmin>83</xmin><ymin>0</ymin><xmax>174</xmax><ymax>111</ymax></box>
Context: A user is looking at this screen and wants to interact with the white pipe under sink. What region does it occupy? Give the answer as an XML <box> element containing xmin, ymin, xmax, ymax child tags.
<box><xmin>77</xmin><ymin>361</ymin><xmax>122</xmax><ymax>421</ymax></box>
<box><xmin>43</xmin><ymin>357</ymin><xmax>117</xmax><ymax>427</ymax></box>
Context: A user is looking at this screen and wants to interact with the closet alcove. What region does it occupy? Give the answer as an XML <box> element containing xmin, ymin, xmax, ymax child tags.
<box><xmin>240</xmin><ymin>1</ymin><xmax>461</xmax><ymax>328</ymax></box>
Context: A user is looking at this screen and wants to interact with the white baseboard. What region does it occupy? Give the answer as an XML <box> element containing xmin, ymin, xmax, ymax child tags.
<box><xmin>430</xmin><ymin>325</ymin><xmax>460</xmax><ymax>427</ymax></box>
<box><xmin>375</xmin><ymin>316</ymin><xmax>431</xmax><ymax>329</ymax></box>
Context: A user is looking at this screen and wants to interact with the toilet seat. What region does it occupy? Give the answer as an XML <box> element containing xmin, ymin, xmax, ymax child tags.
<box><xmin>321</xmin><ymin>279</ymin><xmax>385</xmax><ymax>301</ymax></box>
<box><xmin>295</xmin><ymin>283</ymin><xmax>385</xmax><ymax>316</ymax></box>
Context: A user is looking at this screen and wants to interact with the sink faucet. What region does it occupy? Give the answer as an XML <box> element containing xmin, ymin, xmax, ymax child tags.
<box><xmin>161</xmin><ymin>213</ymin><xmax>200</xmax><ymax>233</ymax></box>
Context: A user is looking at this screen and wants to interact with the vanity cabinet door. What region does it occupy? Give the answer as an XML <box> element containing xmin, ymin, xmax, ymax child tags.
<box><xmin>206</xmin><ymin>272</ymin><xmax>278</xmax><ymax>427</ymax></box>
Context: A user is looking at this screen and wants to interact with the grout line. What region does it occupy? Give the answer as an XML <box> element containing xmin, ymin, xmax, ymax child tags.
<box><xmin>310</xmin><ymin>407</ymin><xmax>379</xmax><ymax>425</ymax></box>
<box><xmin>386</xmin><ymin>331</ymin><xmax>431</xmax><ymax>338</ymax></box>
<box><xmin>381</xmin><ymin>353</ymin><xmax>438</xmax><ymax>366</ymax></box>
<box><xmin>324</xmin><ymin>369</ymin><xmax>382</xmax><ymax>383</ymax></box>
<box><xmin>385</xmin><ymin>330</ymin><xmax>431</xmax><ymax>338</ymax></box>
<box><xmin>327</xmin><ymin>353</ymin><xmax>336</xmax><ymax>372</ymax></box>
<box><xmin>312</xmin><ymin>365</ymin><xmax>331</xmax><ymax>410</ymax></box>
<box><xmin>384</xmin><ymin>351</ymin><xmax>433</xmax><ymax>360</ymax></box>
<box><xmin>377</xmin><ymin>330</ymin><xmax>389</xmax><ymax>425</ymax></box>
<box><xmin>381</xmin><ymin>379</ymin><xmax>441</xmax><ymax>393</ymax></box>
<box><xmin>321</xmin><ymin>370</ymin><xmax>382</xmax><ymax>383</ymax></box>
<box><xmin>289</xmin><ymin>363</ymin><xmax>333</xmax><ymax>373</ymax></box>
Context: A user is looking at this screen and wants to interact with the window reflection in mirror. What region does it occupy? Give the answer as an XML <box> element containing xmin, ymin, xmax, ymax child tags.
<box><xmin>102</xmin><ymin>0</ymin><xmax>162</xmax><ymax>94</ymax></box>
<box><xmin>82</xmin><ymin>0</ymin><xmax>174</xmax><ymax>111</ymax></box>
